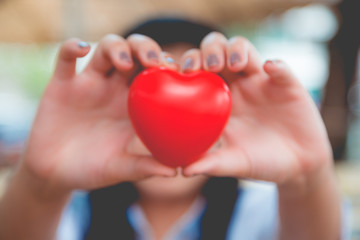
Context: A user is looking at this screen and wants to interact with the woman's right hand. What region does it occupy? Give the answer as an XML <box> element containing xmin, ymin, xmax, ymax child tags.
<box><xmin>20</xmin><ymin>34</ymin><xmax>177</xmax><ymax>196</ymax></box>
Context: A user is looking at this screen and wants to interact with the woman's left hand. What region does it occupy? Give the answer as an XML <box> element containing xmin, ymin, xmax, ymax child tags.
<box><xmin>181</xmin><ymin>32</ymin><xmax>333</xmax><ymax>185</ymax></box>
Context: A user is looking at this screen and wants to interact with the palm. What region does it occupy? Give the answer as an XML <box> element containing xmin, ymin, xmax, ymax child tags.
<box><xmin>26</xmin><ymin>71</ymin><xmax>135</xmax><ymax>189</ymax></box>
<box><xmin>182</xmin><ymin>32</ymin><xmax>332</xmax><ymax>182</ymax></box>
<box><xmin>23</xmin><ymin>37</ymin><xmax>174</xmax><ymax>190</ymax></box>
<box><xmin>218</xmin><ymin>70</ymin><xmax>331</xmax><ymax>183</ymax></box>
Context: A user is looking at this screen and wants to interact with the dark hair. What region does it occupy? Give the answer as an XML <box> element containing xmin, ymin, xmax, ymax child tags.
<box><xmin>86</xmin><ymin>17</ymin><xmax>238</xmax><ymax>240</ymax></box>
<box><xmin>123</xmin><ymin>17</ymin><xmax>224</xmax><ymax>47</ymax></box>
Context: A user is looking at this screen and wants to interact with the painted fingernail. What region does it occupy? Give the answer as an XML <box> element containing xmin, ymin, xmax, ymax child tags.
<box><xmin>207</xmin><ymin>54</ymin><xmax>219</xmax><ymax>68</ymax></box>
<box><xmin>147</xmin><ymin>50</ymin><xmax>159</xmax><ymax>63</ymax></box>
<box><xmin>183</xmin><ymin>58</ymin><xmax>194</xmax><ymax>70</ymax></box>
<box><xmin>78</xmin><ymin>41</ymin><xmax>89</xmax><ymax>48</ymax></box>
<box><xmin>120</xmin><ymin>51</ymin><xmax>132</xmax><ymax>63</ymax></box>
<box><xmin>166</xmin><ymin>56</ymin><xmax>175</xmax><ymax>64</ymax></box>
<box><xmin>230</xmin><ymin>52</ymin><xmax>241</xmax><ymax>66</ymax></box>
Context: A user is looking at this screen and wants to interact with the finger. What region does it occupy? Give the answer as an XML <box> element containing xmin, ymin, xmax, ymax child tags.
<box><xmin>226</xmin><ymin>37</ymin><xmax>247</xmax><ymax>72</ymax></box>
<box><xmin>200</xmin><ymin>32</ymin><xmax>227</xmax><ymax>72</ymax></box>
<box><xmin>180</xmin><ymin>48</ymin><xmax>202</xmax><ymax>73</ymax></box>
<box><xmin>160</xmin><ymin>52</ymin><xmax>179</xmax><ymax>71</ymax></box>
<box><xmin>54</xmin><ymin>39</ymin><xmax>90</xmax><ymax>80</ymax></box>
<box><xmin>226</xmin><ymin>36</ymin><xmax>262</xmax><ymax>74</ymax></box>
<box><xmin>86</xmin><ymin>34</ymin><xmax>133</xmax><ymax>75</ymax></box>
<box><xmin>263</xmin><ymin>60</ymin><xmax>299</xmax><ymax>86</ymax></box>
<box><xmin>182</xmin><ymin>149</ymin><xmax>250</xmax><ymax>178</ymax></box>
<box><xmin>106</xmin><ymin>156</ymin><xmax>177</xmax><ymax>183</ymax></box>
<box><xmin>127</xmin><ymin>34</ymin><xmax>162</xmax><ymax>68</ymax></box>
<box><xmin>131</xmin><ymin>156</ymin><xmax>177</xmax><ymax>178</ymax></box>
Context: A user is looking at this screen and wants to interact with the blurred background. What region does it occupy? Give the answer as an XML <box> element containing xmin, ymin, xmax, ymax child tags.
<box><xmin>0</xmin><ymin>0</ymin><xmax>359</xmax><ymax>238</ymax></box>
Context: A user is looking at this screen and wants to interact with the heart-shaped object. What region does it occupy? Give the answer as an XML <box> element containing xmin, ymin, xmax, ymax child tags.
<box><xmin>128</xmin><ymin>67</ymin><xmax>231</xmax><ymax>167</ymax></box>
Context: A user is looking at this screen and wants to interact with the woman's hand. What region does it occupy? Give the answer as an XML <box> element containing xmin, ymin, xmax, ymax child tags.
<box><xmin>21</xmin><ymin>34</ymin><xmax>177</xmax><ymax>194</ymax></box>
<box><xmin>182</xmin><ymin>32</ymin><xmax>333</xmax><ymax>186</ymax></box>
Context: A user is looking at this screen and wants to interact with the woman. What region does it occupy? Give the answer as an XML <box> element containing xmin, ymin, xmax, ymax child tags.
<box><xmin>0</xmin><ymin>17</ymin><xmax>345</xmax><ymax>240</ymax></box>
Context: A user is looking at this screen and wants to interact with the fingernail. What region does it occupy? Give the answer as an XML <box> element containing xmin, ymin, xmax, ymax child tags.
<box><xmin>230</xmin><ymin>52</ymin><xmax>241</xmax><ymax>66</ymax></box>
<box><xmin>120</xmin><ymin>51</ymin><xmax>132</xmax><ymax>63</ymax></box>
<box><xmin>147</xmin><ymin>50</ymin><xmax>159</xmax><ymax>63</ymax></box>
<box><xmin>207</xmin><ymin>54</ymin><xmax>219</xmax><ymax>68</ymax></box>
<box><xmin>78</xmin><ymin>41</ymin><xmax>89</xmax><ymax>48</ymax></box>
<box><xmin>165</xmin><ymin>56</ymin><xmax>175</xmax><ymax>64</ymax></box>
<box><xmin>183</xmin><ymin>58</ymin><xmax>194</xmax><ymax>70</ymax></box>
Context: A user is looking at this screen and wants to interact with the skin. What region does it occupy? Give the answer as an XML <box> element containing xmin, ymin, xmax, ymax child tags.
<box><xmin>0</xmin><ymin>32</ymin><xmax>341</xmax><ymax>240</ymax></box>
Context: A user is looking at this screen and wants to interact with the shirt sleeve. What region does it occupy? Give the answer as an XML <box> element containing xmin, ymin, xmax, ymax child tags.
<box><xmin>226</xmin><ymin>181</ymin><xmax>279</xmax><ymax>240</ymax></box>
<box><xmin>56</xmin><ymin>191</ymin><xmax>91</xmax><ymax>240</ymax></box>
<box><xmin>341</xmin><ymin>197</ymin><xmax>353</xmax><ymax>240</ymax></box>
<box><xmin>226</xmin><ymin>181</ymin><xmax>353</xmax><ymax>240</ymax></box>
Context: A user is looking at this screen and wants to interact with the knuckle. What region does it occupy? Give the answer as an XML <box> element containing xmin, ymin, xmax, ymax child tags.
<box><xmin>208</xmin><ymin>31</ymin><xmax>227</xmax><ymax>40</ymax></box>
<box><xmin>127</xmin><ymin>33</ymin><xmax>148</xmax><ymax>42</ymax></box>
<box><xmin>201</xmin><ymin>31</ymin><xmax>227</xmax><ymax>47</ymax></box>
<box><xmin>229</xmin><ymin>36</ymin><xmax>248</xmax><ymax>45</ymax></box>
<box><xmin>101</xmin><ymin>34</ymin><xmax>124</xmax><ymax>46</ymax></box>
<box><xmin>104</xmin><ymin>33</ymin><xmax>121</xmax><ymax>41</ymax></box>
<box><xmin>98</xmin><ymin>34</ymin><xmax>127</xmax><ymax>52</ymax></box>
<box><xmin>127</xmin><ymin>34</ymin><xmax>160</xmax><ymax>51</ymax></box>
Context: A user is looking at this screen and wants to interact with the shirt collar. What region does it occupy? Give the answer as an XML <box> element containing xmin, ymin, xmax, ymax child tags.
<box><xmin>126</xmin><ymin>196</ymin><xmax>206</xmax><ymax>240</ymax></box>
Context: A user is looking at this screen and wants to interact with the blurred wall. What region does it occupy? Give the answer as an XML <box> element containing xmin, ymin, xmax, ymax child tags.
<box><xmin>0</xmin><ymin>0</ymin><xmax>339</xmax><ymax>42</ymax></box>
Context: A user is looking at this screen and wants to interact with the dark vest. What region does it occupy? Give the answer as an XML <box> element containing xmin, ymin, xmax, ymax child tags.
<box><xmin>86</xmin><ymin>177</ymin><xmax>239</xmax><ymax>240</ymax></box>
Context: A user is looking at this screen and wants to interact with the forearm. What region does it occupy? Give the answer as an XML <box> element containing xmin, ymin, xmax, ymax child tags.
<box><xmin>277</xmin><ymin>161</ymin><xmax>341</xmax><ymax>240</ymax></box>
<box><xmin>0</xmin><ymin>165</ymin><xmax>71</xmax><ymax>240</ymax></box>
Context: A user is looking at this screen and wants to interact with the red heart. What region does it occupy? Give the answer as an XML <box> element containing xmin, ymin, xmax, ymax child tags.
<box><xmin>128</xmin><ymin>67</ymin><xmax>231</xmax><ymax>167</ymax></box>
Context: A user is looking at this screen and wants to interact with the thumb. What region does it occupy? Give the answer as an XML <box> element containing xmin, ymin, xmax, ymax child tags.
<box><xmin>105</xmin><ymin>155</ymin><xmax>177</xmax><ymax>183</ymax></box>
<box><xmin>263</xmin><ymin>60</ymin><xmax>299</xmax><ymax>86</ymax></box>
<box><xmin>182</xmin><ymin>149</ymin><xmax>250</xmax><ymax>178</ymax></box>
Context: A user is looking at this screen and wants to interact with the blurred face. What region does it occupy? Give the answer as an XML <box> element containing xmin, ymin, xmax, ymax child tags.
<box><xmin>133</xmin><ymin>170</ymin><xmax>209</xmax><ymax>202</ymax></box>
<box><xmin>128</xmin><ymin>42</ymin><xmax>210</xmax><ymax>202</ymax></box>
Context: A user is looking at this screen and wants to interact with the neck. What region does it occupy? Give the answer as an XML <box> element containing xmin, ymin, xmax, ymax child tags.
<box><xmin>138</xmin><ymin>194</ymin><xmax>200</xmax><ymax>240</ymax></box>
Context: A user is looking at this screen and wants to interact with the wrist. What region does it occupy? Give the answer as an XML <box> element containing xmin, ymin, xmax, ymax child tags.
<box><xmin>277</xmin><ymin>158</ymin><xmax>341</xmax><ymax>240</ymax></box>
<box><xmin>0</xmin><ymin>163</ymin><xmax>72</xmax><ymax>240</ymax></box>
<box><xmin>277</xmin><ymin>159</ymin><xmax>335</xmax><ymax>198</ymax></box>
<box><xmin>12</xmin><ymin>163</ymin><xmax>72</xmax><ymax>204</ymax></box>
